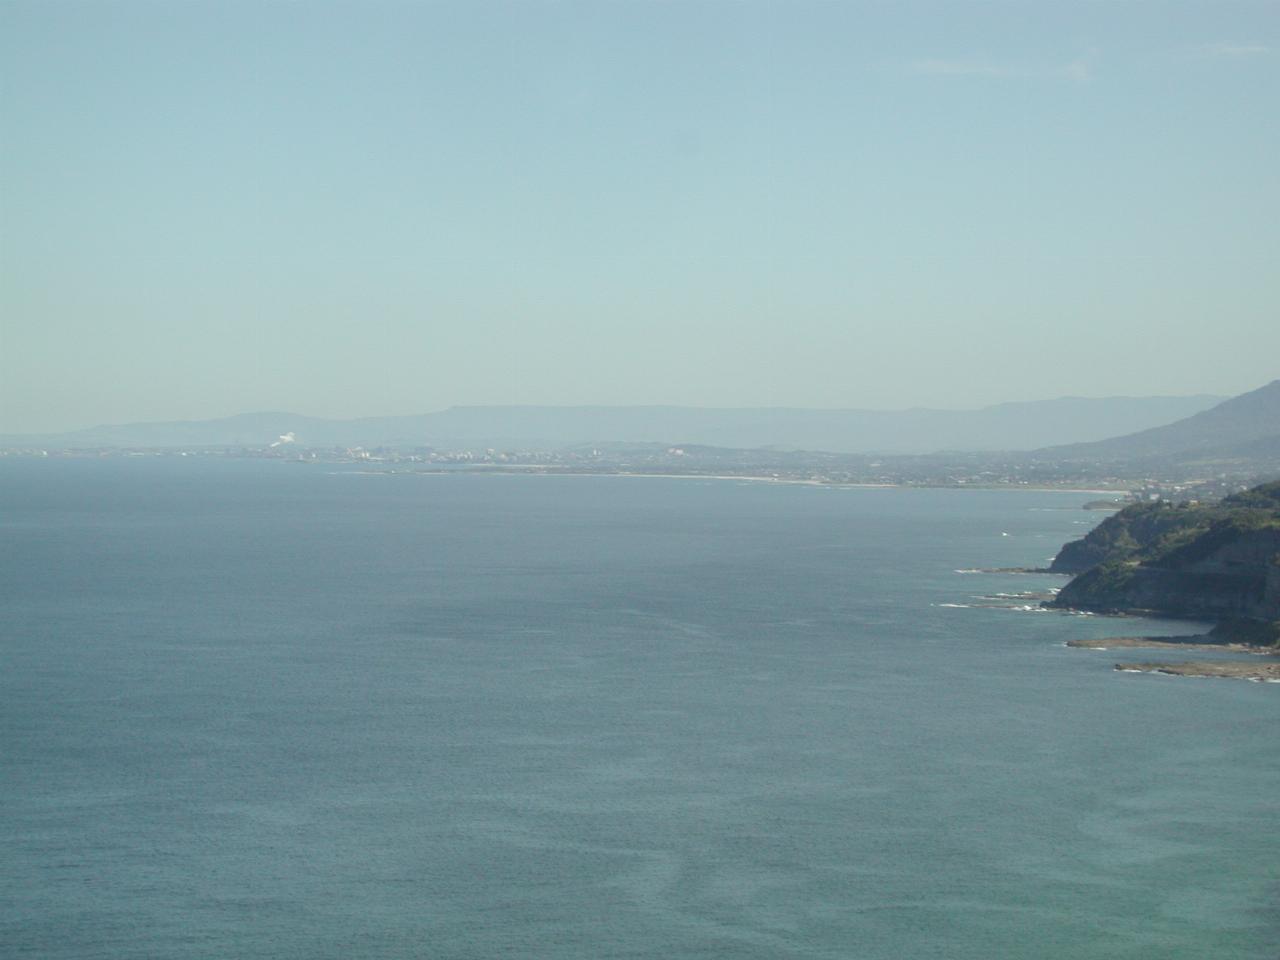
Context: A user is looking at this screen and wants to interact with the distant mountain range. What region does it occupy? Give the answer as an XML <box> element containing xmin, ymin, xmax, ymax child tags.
<box><xmin>0</xmin><ymin>394</ymin><xmax>1230</xmax><ymax>455</ymax></box>
<box><xmin>1035</xmin><ymin>379</ymin><xmax>1280</xmax><ymax>466</ymax></box>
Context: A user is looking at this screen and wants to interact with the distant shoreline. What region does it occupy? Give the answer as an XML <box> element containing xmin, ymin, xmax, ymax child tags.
<box><xmin>395</xmin><ymin>467</ymin><xmax>1121</xmax><ymax>494</ymax></box>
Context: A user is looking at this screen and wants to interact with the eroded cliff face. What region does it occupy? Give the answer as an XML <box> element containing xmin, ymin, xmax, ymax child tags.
<box><xmin>1051</xmin><ymin>528</ymin><xmax>1280</xmax><ymax>622</ymax></box>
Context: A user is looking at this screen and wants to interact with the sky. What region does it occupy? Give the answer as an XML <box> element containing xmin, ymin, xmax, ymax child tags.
<box><xmin>2</xmin><ymin>1</ymin><xmax>1277</xmax><ymax>433</ymax></box>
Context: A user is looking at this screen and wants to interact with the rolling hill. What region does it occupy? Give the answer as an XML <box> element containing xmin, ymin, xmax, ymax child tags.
<box><xmin>1035</xmin><ymin>380</ymin><xmax>1280</xmax><ymax>464</ymax></box>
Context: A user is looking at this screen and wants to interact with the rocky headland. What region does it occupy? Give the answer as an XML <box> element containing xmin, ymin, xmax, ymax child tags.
<box><xmin>1046</xmin><ymin>480</ymin><xmax>1280</xmax><ymax>679</ymax></box>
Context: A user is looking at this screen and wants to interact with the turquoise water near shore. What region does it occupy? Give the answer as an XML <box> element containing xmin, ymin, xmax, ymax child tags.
<box><xmin>2</xmin><ymin>459</ymin><xmax>1277</xmax><ymax>958</ymax></box>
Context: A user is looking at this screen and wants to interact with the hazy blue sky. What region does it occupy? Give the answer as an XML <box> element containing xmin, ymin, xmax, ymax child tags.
<box><xmin>2</xmin><ymin>1</ymin><xmax>1277</xmax><ymax>432</ymax></box>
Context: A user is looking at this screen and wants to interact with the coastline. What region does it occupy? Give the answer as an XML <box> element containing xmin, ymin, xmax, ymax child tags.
<box><xmin>1067</xmin><ymin>635</ymin><xmax>1280</xmax><ymax>681</ymax></box>
<box><xmin>1118</xmin><ymin>660</ymin><xmax>1280</xmax><ymax>682</ymax></box>
<box><xmin>1066</xmin><ymin>635</ymin><xmax>1249</xmax><ymax>652</ymax></box>
<box><xmin>398</xmin><ymin>467</ymin><xmax>1120</xmax><ymax>494</ymax></box>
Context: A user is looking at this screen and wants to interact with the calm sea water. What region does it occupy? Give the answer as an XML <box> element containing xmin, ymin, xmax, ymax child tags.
<box><xmin>2</xmin><ymin>458</ymin><xmax>1277</xmax><ymax>959</ymax></box>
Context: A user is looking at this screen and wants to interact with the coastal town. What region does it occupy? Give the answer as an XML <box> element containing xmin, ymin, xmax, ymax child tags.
<box><xmin>3</xmin><ymin>438</ymin><xmax>1266</xmax><ymax>504</ymax></box>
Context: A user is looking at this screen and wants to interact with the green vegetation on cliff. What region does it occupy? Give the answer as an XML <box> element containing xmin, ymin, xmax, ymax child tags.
<box><xmin>1051</xmin><ymin>481</ymin><xmax>1280</xmax><ymax>573</ymax></box>
<box><xmin>1049</xmin><ymin>500</ymin><xmax>1210</xmax><ymax>573</ymax></box>
<box><xmin>1047</xmin><ymin>480</ymin><xmax>1280</xmax><ymax>639</ymax></box>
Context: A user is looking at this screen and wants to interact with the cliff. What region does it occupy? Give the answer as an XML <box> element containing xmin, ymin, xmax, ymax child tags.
<box><xmin>1048</xmin><ymin>500</ymin><xmax>1212</xmax><ymax>574</ymax></box>
<box><xmin>1046</xmin><ymin>481</ymin><xmax>1280</xmax><ymax>638</ymax></box>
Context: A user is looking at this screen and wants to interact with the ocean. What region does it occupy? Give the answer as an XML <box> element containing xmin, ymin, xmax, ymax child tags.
<box><xmin>2</xmin><ymin>458</ymin><xmax>1277</xmax><ymax>959</ymax></box>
